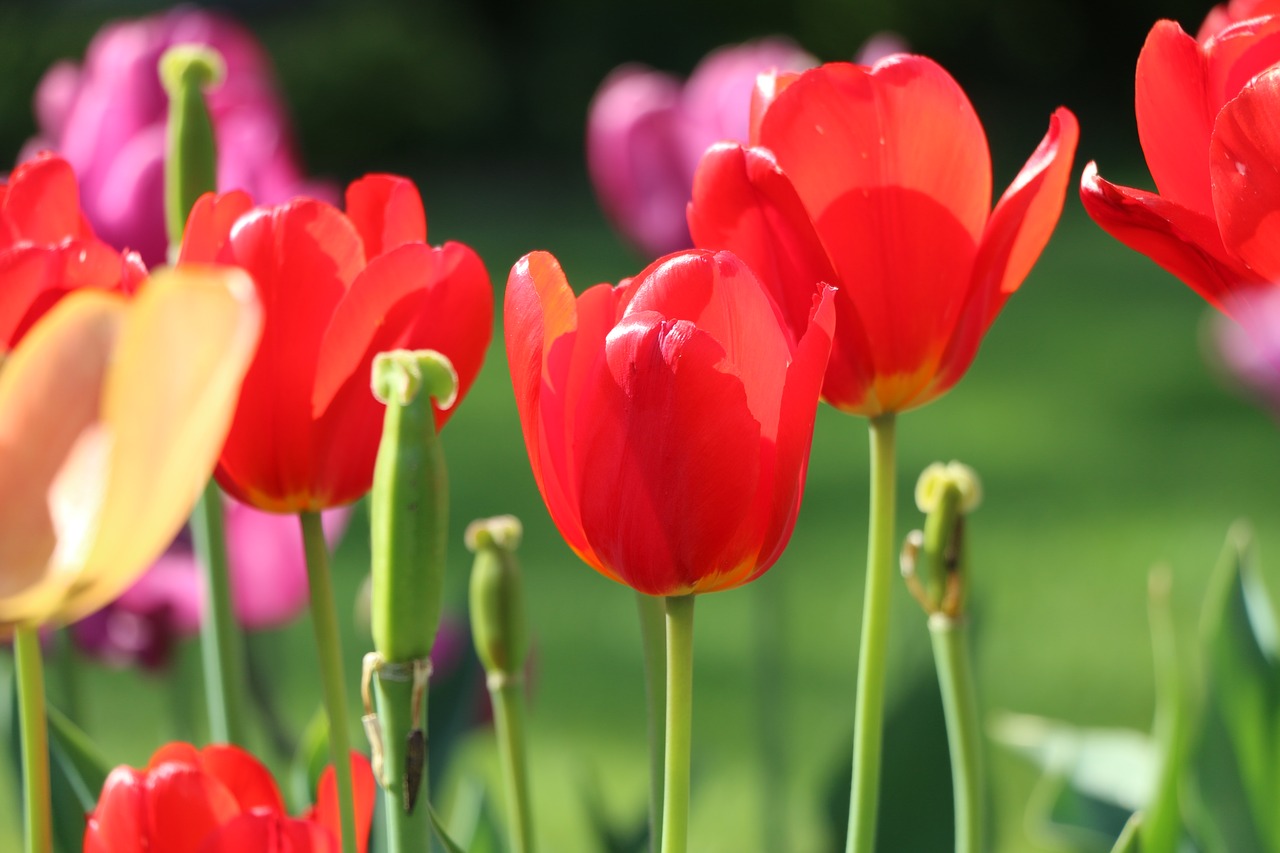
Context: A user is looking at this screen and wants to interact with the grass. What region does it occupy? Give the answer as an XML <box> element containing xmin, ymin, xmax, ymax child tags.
<box><xmin>4</xmin><ymin>165</ymin><xmax>1279</xmax><ymax>852</ymax></box>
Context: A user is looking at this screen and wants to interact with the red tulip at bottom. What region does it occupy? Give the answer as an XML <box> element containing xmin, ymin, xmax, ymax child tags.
<box><xmin>83</xmin><ymin>743</ymin><xmax>375</xmax><ymax>853</ymax></box>
<box><xmin>506</xmin><ymin>249</ymin><xmax>835</xmax><ymax>596</ymax></box>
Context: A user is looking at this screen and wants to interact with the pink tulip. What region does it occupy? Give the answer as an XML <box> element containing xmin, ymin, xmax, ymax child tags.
<box><xmin>73</xmin><ymin>498</ymin><xmax>349</xmax><ymax>670</ymax></box>
<box><xmin>586</xmin><ymin>38</ymin><xmax>816</xmax><ymax>256</ymax></box>
<box><xmin>1213</xmin><ymin>290</ymin><xmax>1280</xmax><ymax>418</ymax></box>
<box><xmin>23</xmin><ymin>7</ymin><xmax>333</xmax><ymax>266</ymax></box>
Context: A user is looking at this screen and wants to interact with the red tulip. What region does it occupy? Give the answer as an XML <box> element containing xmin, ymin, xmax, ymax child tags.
<box><xmin>179</xmin><ymin>174</ymin><xmax>493</xmax><ymax>512</ymax></box>
<box><xmin>1080</xmin><ymin>15</ymin><xmax>1280</xmax><ymax>317</ymax></box>
<box><xmin>506</xmin><ymin>249</ymin><xmax>834</xmax><ymax>595</ymax></box>
<box><xmin>0</xmin><ymin>152</ymin><xmax>145</xmax><ymax>349</ymax></box>
<box><xmin>1199</xmin><ymin>0</ymin><xmax>1280</xmax><ymax>40</ymax></box>
<box><xmin>84</xmin><ymin>742</ymin><xmax>375</xmax><ymax>853</ymax></box>
<box><xmin>689</xmin><ymin>57</ymin><xmax>1078</xmax><ymax>416</ymax></box>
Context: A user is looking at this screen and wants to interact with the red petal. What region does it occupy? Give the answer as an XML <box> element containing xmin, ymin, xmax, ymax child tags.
<box><xmin>199</xmin><ymin>813</ymin><xmax>330</xmax><ymax>853</ymax></box>
<box><xmin>199</xmin><ymin>745</ymin><xmax>286</xmax><ymax>815</ymax></box>
<box><xmin>687</xmin><ymin>142</ymin><xmax>876</xmax><ymax>411</ymax></box>
<box><xmin>576</xmin><ymin>268</ymin><xmax>763</xmax><ymax>594</ymax></box>
<box><xmin>2</xmin><ymin>153</ymin><xmax>93</xmax><ymax>247</ymax></box>
<box><xmin>1081</xmin><ymin>162</ymin><xmax>1263</xmax><ymax>310</ymax></box>
<box><xmin>214</xmin><ymin>199</ymin><xmax>363</xmax><ymax>511</ymax></box>
<box><xmin>177</xmin><ymin>191</ymin><xmax>255</xmax><ymax>264</ymax></box>
<box><xmin>344</xmin><ymin>174</ymin><xmax>427</xmax><ymax>260</ymax></box>
<box><xmin>148</xmin><ymin>742</ymin><xmax>201</xmax><ymax>770</ymax></box>
<box><xmin>85</xmin><ymin>767</ymin><xmax>149</xmax><ymax>853</ymax></box>
<box><xmin>939</xmin><ymin>108</ymin><xmax>1079</xmax><ymax>403</ymax></box>
<box><xmin>1135</xmin><ymin>20</ymin><xmax>1217</xmax><ymax>217</ymax></box>
<box><xmin>505</xmin><ymin>252</ymin><xmax>618</xmax><ymax>574</ymax></box>
<box><xmin>1210</xmin><ymin>65</ymin><xmax>1280</xmax><ymax>281</ymax></box>
<box><xmin>312</xmin><ymin>752</ymin><xmax>376</xmax><ymax>853</ymax></box>
<box><xmin>145</xmin><ymin>762</ymin><xmax>242</xmax><ymax>853</ymax></box>
<box><xmin>748</xmin><ymin>69</ymin><xmax>802</xmax><ymax>146</ymax></box>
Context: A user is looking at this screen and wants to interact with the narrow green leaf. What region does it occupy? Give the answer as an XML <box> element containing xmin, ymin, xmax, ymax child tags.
<box><xmin>1112</xmin><ymin>812</ymin><xmax>1143</xmax><ymax>853</ymax></box>
<box><xmin>45</xmin><ymin>704</ymin><xmax>107</xmax><ymax>813</ymax></box>
<box><xmin>1141</xmin><ymin>568</ymin><xmax>1192</xmax><ymax>853</ymax></box>
<box><xmin>1198</xmin><ymin>523</ymin><xmax>1280</xmax><ymax>850</ymax></box>
<box><xmin>427</xmin><ymin>800</ymin><xmax>469</xmax><ymax>853</ymax></box>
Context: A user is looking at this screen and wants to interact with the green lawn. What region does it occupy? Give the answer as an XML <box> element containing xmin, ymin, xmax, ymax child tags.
<box><xmin>4</xmin><ymin>165</ymin><xmax>1277</xmax><ymax>852</ymax></box>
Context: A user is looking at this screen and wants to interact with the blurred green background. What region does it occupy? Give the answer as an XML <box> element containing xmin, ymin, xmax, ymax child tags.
<box><xmin>2</xmin><ymin>0</ymin><xmax>1278</xmax><ymax>851</ymax></box>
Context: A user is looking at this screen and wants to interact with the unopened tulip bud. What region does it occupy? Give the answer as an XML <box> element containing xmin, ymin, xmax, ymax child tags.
<box><xmin>466</xmin><ymin>515</ymin><xmax>528</xmax><ymax>680</ymax></box>
<box><xmin>370</xmin><ymin>349</ymin><xmax>457</xmax><ymax>661</ymax></box>
<box><xmin>161</xmin><ymin>45</ymin><xmax>224</xmax><ymax>249</ymax></box>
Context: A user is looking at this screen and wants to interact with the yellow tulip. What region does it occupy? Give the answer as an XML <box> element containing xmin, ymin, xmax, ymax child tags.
<box><xmin>0</xmin><ymin>264</ymin><xmax>261</xmax><ymax>634</ymax></box>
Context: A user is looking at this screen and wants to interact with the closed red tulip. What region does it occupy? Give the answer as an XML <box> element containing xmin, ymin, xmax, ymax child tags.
<box><xmin>1081</xmin><ymin>13</ymin><xmax>1280</xmax><ymax>317</ymax></box>
<box><xmin>506</xmin><ymin>249</ymin><xmax>834</xmax><ymax>595</ymax></box>
<box><xmin>689</xmin><ymin>57</ymin><xmax>1078</xmax><ymax>416</ymax></box>
<box><xmin>83</xmin><ymin>742</ymin><xmax>375</xmax><ymax>853</ymax></box>
<box><xmin>179</xmin><ymin>174</ymin><xmax>493</xmax><ymax>512</ymax></box>
<box><xmin>0</xmin><ymin>152</ymin><xmax>145</xmax><ymax>349</ymax></box>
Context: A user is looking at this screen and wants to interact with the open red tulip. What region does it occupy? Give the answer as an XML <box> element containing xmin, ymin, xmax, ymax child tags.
<box><xmin>689</xmin><ymin>57</ymin><xmax>1078</xmax><ymax>416</ymax></box>
<box><xmin>0</xmin><ymin>152</ymin><xmax>146</xmax><ymax>349</ymax></box>
<box><xmin>0</xmin><ymin>266</ymin><xmax>260</xmax><ymax>634</ymax></box>
<box><xmin>179</xmin><ymin>173</ymin><xmax>493</xmax><ymax>512</ymax></box>
<box><xmin>1081</xmin><ymin>14</ymin><xmax>1280</xmax><ymax>317</ymax></box>
<box><xmin>506</xmin><ymin>248</ymin><xmax>834</xmax><ymax>595</ymax></box>
<box><xmin>84</xmin><ymin>742</ymin><xmax>375</xmax><ymax>853</ymax></box>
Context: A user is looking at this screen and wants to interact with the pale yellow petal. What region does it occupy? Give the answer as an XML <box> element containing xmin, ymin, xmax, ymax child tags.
<box><xmin>57</xmin><ymin>265</ymin><xmax>262</xmax><ymax>623</ymax></box>
<box><xmin>0</xmin><ymin>292</ymin><xmax>124</xmax><ymax>629</ymax></box>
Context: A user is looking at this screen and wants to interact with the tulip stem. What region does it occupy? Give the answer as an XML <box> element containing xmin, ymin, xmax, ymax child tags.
<box><xmin>929</xmin><ymin>613</ymin><xmax>984</xmax><ymax>853</ymax></box>
<box><xmin>635</xmin><ymin>591</ymin><xmax>666</xmax><ymax>853</ymax></box>
<box><xmin>491</xmin><ymin>672</ymin><xmax>536</xmax><ymax>853</ymax></box>
<box><xmin>371</xmin><ymin>663</ymin><xmax>432</xmax><ymax>853</ymax></box>
<box><xmin>300</xmin><ymin>510</ymin><xmax>359</xmax><ymax>853</ymax></box>
<box><xmin>660</xmin><ymin>594</ymin><xmax>695</xmax><ymax>853</ymax></box>
<box><xmin>193</xmin><ymin>482</ymin><xmax>248</xmax><ymax>746</ymax></box>
<box><xmin>846</xmin><ymin>412</ymin><xmax>897</xmax><ymax>853</ymax></box>
<box><xmin>14</xmin><ymin>625</ymin><xmax>51</xmax><ymax>853</ymax></box>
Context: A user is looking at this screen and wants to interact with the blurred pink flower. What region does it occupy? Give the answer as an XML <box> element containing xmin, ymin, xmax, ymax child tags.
<box><xmin>23</xmin><ymin>7</ymin><xmax>334</xmax><ymax>266</ymax></box>
<box><xmin>1214</xmin><ymin>289</ymin><xmax>1280</xmax><ymax>418</ymax></box>
<box><xmin>73</xmin><ymin>498</ymin><xmax>349</xmax><ymax>670</ymax></box>
<box><xmin>586</xmin><ymin>38</ymin><xmax>817</xmax><ymax>257</ymax></box>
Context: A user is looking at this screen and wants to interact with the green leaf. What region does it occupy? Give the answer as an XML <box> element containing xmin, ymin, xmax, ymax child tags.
<box><xmin>427</xmin><ymin>801</ymin><xmax>469</xmax><ymax>853</ymax></box>
<box><xmin>1112</xmin><ymin>812</ymin><xmax>1143</xmax><ymax>853</ymax></box>
<box><xmin>1196</xmin><ymin>523</ymin><xmax>1280</xmax><ymax>851</ymax></box>
<box><xmin>289</xmin><ymin>705</ymin><xmax>330</xmax><ymax>812</ymax></box>
<box><xmin>1141</xmin><ymin>568</ymin><xmax>1192</xmax><ymax>853</ymax></box>
<box><xmin>991</xmin><ymin>712</ymin><xmax>1152</xmax><ymax>849</ymax></box>
<box><xmin>45</xmin><ymin>704</ymin><xmax>107</xmax><ymax>813</ymax></box>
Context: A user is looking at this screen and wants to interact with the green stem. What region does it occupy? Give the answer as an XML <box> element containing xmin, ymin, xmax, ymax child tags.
<box><xmin>192</xmin><ymin>482</ymin><xmax>247</xmax><ymax>745</ymax></box>
<box><xmin>929</xmin><ymin>613</ymin><xmax>984</xmax><ymax>853</ymax></box>
<box><xmin>635</xmin><ymin>591</ymin><xmax>666</xmax><ymax>853</ymax></box>
<box><xmin>300</xmin><ymin>510</ymin><xmax>359</xmax><ymax>853</ymax></box>
<box><xmin>660</xmin><ymin>595</ymin><xmax>695</xmax><ymax>853</ymax></box>
<box><xmin>373</xmin><ymin>668</ymin><xmax>431</xmax><ymax>852</ymax></box>
<box><xmin>491</xmin><ymin>676</ymin><xmax>535</xmax><ymax>853</ymax></box>
<box><xmin>15</xmin><ymin>626</ymin><xmax>51</xmax><ymax>853</ymax></box>
<box><xmin>52</xmin><ymin>630</ymin><xmax>81</xmax><ymax>728</ymax></box>
<box><xmin>846</xmin><ymin>412</ymin><xmax>897</xmax><ymax>853</ymax></box>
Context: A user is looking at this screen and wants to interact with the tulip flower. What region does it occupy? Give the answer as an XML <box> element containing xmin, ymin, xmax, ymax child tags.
<box><xmin>1080</xmin><ymin>14</ymin><xmax>1280</xmax><ymax>318</ymax></box>
<box><xmin>23</xmin><ymin>7</ymin><xmax>334</xmax><ymax>267</ymax></box>
<box><xmin>0</xmin><ymin>266</ymin><xmax>260</xmax><ymax>634</ymax></box>
<box><xmin>0</xmin><ymin>152</ymin><xmax>146</xmax><ymax>350</ymax></box>
<box><xmin>84</xmin><ymin>743</ymin><xmax>376</xmax><ymax>853</ymax></box>
<box><xmin>587</xmin><ymin>38</ymin><xmax>816</xmax><ymax>257</ymax></box>
<box><xmin>1211</xmin><ymin>288</ymin><xmax>1280</xmax><ymax>417</ymax></box>
<box><xmin>72</xmin><ymin>500</ymin><xmax>350</xmax><ymax>670</ymax></box>
<box><xmin>178</xmin><ymin>173</ymin><xmax>493</xmax><ymax>512</ymax></box>
<box><xmin>689</xmin><ymin>57</ymin><xmax>1079</xmax><ymax>416</ymax></box>
<box><xmin>506</xmin><ymin>249</ymin><xmax>834</xmax><ymax>596</ymax></box>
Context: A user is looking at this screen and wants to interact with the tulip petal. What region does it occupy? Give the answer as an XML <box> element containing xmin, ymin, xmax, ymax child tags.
<box><xmin>0</xmin><ymin>291</ymin><xmax>121</xmax><ymax>628</ymax></box>
<box><xmin>505</xmin><ymin>252</ymin><xmax>617</xmax><ymax>573</ymax></box>
<box><xmin>312</xmin><ymin>752</ymin><xmax>375</xmax><ymax>853</ymax></box>
<box><xmin>1210</xmin><ymin>65</ymin><xmax>1280</xmax><ymax>282</ymax></box>
<box><xmin>200</xmin><ymin>812</ymin><xmax>330</xmax><ymax>853</ymax></box>
<box><xmin>57</xmin><ymin>265</ymin><xmax>262</xmax><ymax>624</ymax></box>
<box><xmin>146</xmin><ymin>762</ymin><xmax>242</xmax><ymax>853</ymax></box>
<box><xmin>1080</xmin><ymin>162</ymin><xmax>1263</xmax><ymax>311</ymax></box>
<box><xmin>199</xmin><ymin>744</ymin><xmax>286</xmax><ymax>814</ymax></box>
<box><xmin>84</xmin><ymin>766</ymin><xmax>148</xmax><ymax>853</ymax></box>
<box><xmin>1136</xmin><ymin>20</ymin><xmax>1217</xmax><ymax>216</ymax></box>
<box><xmin>177</xmin><ymin>190</ymin><xmax>255</xmax><ymax>264</ymax></box>
<box><xmin>344</xmin><ymin>174</ymin><xmax>427</xmax><ymax>259</ymax></box>
<box><xmin>2</xmin><ymin>153</ymin><xmax>94</xmax><ymax>247</ymax></box>
<box><xmin>940</xmin><ymin>108</ymin><xmax>1078</xmax><ymax>401</ymax></box>
<box><xmin>577</xmin><ymin>312</ymin><xmax>761</xmax><ymax>595</ymax></box>
<box><xmin>687</xmin><ymin>142</ymin><xmax>876</xmax><ymax>410</ymax></box>
<box><xmin>212</xmin><ymin>199</ymin><xmax>360</xmax><ymax>510</ymax></box>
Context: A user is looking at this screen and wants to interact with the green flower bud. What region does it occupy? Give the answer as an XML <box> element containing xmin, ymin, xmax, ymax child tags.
<box><xmin>905</xmin><ymin>461</ymin><xmax>982</xmax><ymax>616</ymax></box>
<box><xmin>161</xmin><ymin>45</ymin><xmax>224</xmax><ymax>250</ymax></box>
<box><xmin>467</xmin><ymin>515</ymin><xmax>528</xmax><ymax>679</ymax></box>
